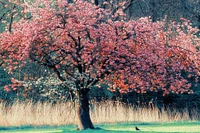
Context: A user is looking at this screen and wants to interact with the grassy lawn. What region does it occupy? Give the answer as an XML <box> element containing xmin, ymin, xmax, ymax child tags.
<box><xmin>0</xmin><ymin>121</ymin><xmax>200</xmax><ymax>133</ymax></box>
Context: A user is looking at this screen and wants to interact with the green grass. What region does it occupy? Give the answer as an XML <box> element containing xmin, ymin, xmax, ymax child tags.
<box><xmin>0</xmin><ymin>121</ymin><xmax>200</xmax><ymax>133</ymax></box>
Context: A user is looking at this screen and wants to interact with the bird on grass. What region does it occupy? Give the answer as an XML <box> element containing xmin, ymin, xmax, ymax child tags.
<box><xmin>135</xmin><ymin>126</ymin><xmax>140</xmax><ymax>131</ymax></box>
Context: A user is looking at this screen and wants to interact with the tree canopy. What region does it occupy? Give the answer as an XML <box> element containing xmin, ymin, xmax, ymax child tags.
<box><xmin>0</xmin><ymin>0</ymin><xmax>199</xmax><ymax>129</ymax></box>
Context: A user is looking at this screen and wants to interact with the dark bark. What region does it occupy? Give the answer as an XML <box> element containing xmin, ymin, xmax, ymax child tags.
<box><xmin>197</xmin><ymin>14</ymin><xmax>200</xmax><ymax>29</ymax></box>
<box><xmin>94</xmin><ymin>0</ymin><xmax>98</xmax><ymax>6</ymax></box>
<box><xmin>150</xmin><ymin>0</ymin><xmax>157</xmax><ymax>22</ymax></box>
<box><xmin>8</xmin><ymin>5</ymin><xmax>16</xmax><ymax>32</ymax></box>
<box><xmin>76</xmin><ymin>89</ymin><xmax>94</xmax><ymax>130</ymax></box>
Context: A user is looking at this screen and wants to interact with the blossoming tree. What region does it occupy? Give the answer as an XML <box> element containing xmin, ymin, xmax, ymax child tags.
<box><xmin>0</xmin><ymin>0</ymin><xmax>199</xmax><ymax>130</ymax></box>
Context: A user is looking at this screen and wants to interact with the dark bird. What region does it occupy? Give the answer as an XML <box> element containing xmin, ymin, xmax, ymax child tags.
<box><xmin>135</xmin><ymin>126</ymin><xmax>140</xmax><ymax>131</ymax></box>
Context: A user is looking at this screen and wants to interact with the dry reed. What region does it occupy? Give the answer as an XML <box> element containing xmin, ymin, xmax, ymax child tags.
<box><xmin>0</xmin><ymin>100</ymin><xmax>198</xmax><ymax>127</ymax></box>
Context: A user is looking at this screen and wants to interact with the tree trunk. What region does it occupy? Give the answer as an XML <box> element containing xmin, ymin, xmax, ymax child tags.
<box><xmin>76</xmin><ymin>89</ymin><xmax>94</xmax><ymax>130</ymax></box>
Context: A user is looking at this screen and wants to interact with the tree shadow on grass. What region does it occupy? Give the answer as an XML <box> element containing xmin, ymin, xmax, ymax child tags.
<box><xmin>61</xmin><ymin>129</ymin><xmax>192</xmax><ymax>133</ymax></box>
<box><xmin>61</xmin><ymin>129</ymin><xmax>135</xmax><ymax>133</ymax></box>
<box><xmin>61</xmin><ymin>128</ymin><xmax>159</xmax><ymax>133</ymax></box>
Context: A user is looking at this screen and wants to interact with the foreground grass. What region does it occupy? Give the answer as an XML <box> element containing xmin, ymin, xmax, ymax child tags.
<box><xmin>0</xmin><ymin>122</ymin><xmax>200</xmax><ymax>133</ymax></box>
<box><xmin>0</xmin><ymin>100</ymin><xmax>199</xmax><ymax>126</ymax></box>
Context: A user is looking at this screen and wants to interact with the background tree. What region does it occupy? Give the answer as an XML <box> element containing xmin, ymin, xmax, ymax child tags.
<box><xmin>182</xmin><ymin>0</ymin><xmax>200</xmax><ymax>29</ymax></box>
<box><xmin>0</xmin><ymin>0</ymin><xmax>27</xmax><ymax>32</ymax></box>
<box><xmin>0</xmin><ymin>0</ymin><xmax>199</xmax><ymax>130</ymax></box>
<box><xmin>98</xmin><ymin>0</ymin><xmax>199</xmax><ymax>30</ymax></box>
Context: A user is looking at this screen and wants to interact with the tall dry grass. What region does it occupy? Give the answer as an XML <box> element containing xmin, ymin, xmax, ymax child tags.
<box><xmin>0</xmin><ymin>100</ymin><xmax>198</xmax><ymax>127</ymax></box>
